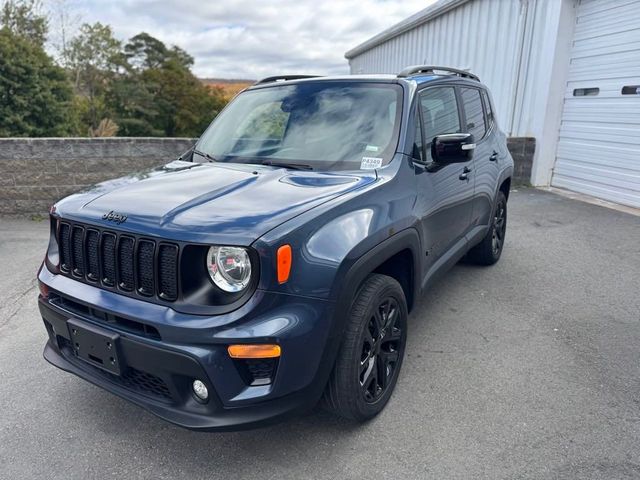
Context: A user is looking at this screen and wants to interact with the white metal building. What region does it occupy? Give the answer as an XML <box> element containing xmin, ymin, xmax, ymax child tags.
<box><xmin>345</xmin><ymin>0</ymin><xmax>640</xmax><ymax>208</ymax></box>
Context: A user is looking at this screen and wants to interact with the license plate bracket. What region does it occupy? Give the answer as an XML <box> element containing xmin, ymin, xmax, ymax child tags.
<box><xmin>67</xmin><ymin>318</ymin><xmax>122</xmax><ymax>376</ymax></box>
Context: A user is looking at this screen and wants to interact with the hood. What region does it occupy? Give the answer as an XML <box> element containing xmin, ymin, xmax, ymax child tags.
<box><xmin>55</xmin><ymin>161</ymin><xmax>377</xmax><ymax>245</ymax></box>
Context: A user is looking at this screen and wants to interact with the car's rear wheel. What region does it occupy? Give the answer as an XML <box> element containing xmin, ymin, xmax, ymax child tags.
<box><xmin>466</xmin><ymin>190</ymin><xmax>507</xmax><ymax>265</ymax></box>
<box><xmin>323</xmin><ymin>274</ymin><xmax>407</xmax><ymax>421</ymax></box>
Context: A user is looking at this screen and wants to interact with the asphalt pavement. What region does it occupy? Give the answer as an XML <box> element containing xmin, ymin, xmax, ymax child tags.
<box><xmin>1</xmin><ymin>188</ymin><xmax>639</xmax><ymax>479</ymax></box>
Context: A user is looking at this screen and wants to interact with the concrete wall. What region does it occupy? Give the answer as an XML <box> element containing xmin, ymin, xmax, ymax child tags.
<box><xmin>0</xmin><ymin>138</ymin><xmax>194</xmax><ymax>217</ymax></box>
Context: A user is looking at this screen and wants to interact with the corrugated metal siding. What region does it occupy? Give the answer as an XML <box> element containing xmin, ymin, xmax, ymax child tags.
<box><xmin>348</xmin><ymin>0</ymin><xmax>528</xmax><ymax>133</ymax></box>
<box><xmin>551</xmin><ymin>0</ymin><xmax>640</xmax><ymax>208</ymax></box>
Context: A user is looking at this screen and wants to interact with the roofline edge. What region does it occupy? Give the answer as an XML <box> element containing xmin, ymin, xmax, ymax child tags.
<box><xmin>344</xmin><ymin>0</ymin><xmax>471</xmax><ymax>60</ymax></box>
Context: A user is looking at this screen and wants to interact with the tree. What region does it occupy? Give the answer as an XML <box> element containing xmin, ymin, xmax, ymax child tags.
<box><xmin>112</xmin><ymin>32</ymin><xmax>226</xmax><ymax>137</ymax></box>
<box><xmin>47</xmin><ymin>0</ymin><xmax>82</xmax><ymax>65</ymax></box>
<box><xmin>138</xmin><ymin>57</ymin><xmax>223</xmax><ymax>136</ymax></box>
<box><xmin>124</xmin><ymin>32</ymin><xmax>169</xmax><ymax>70</ymax></box>
<box><xmin>0</xmin><ymin>27</ymin><xmax>74</xmax><ymax>136</ymax></box>
<box><xmin>0</xmin><ymin>0</ymin><xmax>47</xmax><ymax>46</ymax></box>
<box><xmin>65</xmin><ymin>22</ymin><xmax>122</xmax><ymax>129</ymax></box>
<box><xmin>106</xmin><ymin>76</ymin><xmax>163</xmax><ymax>136</ymax></box>
<box><xmin>168</xmin><ymin>45</ymin><xmax>194</xmax><ymax>69</ymax></box>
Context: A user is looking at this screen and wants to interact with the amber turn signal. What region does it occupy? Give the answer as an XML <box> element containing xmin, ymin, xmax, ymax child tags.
<box><xmin>228</xmin><ymin>344</ymin><xmax>281</xmax><ymax>359</ymax></box>
<box><xmin>277</xmin><ymin>244</ymin><xmax>292</xmax><ymax>284</ymax></box>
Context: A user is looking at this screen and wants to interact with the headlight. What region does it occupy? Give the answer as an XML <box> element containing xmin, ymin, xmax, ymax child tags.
<box><xmin>206</xmin><ymin>246</ymin><xmax>252</xmax><ymax>292</ymax></box>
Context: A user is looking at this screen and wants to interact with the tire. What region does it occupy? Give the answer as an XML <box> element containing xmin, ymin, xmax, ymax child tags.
<box><xmin>466</xmin><ymin>190</ymin><xmax>507</xmax><ymax>265</ymax></box>
<box><xmin>323</xmin><ymin>274</ymin><xmax>408</xmax><ymax>421</ymax></box>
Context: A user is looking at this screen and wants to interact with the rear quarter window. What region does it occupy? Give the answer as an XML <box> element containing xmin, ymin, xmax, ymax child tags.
<box><xmin>481</xmin><ymin>90</ymin><xmax>494</xmax><ymax>129</ymax></box>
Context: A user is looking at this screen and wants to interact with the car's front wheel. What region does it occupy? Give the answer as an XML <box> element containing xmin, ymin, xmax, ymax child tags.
<box><xmin>323</xmin><ymin>274</ymin><xmax>407</xmax><ymax>421</ymax></box>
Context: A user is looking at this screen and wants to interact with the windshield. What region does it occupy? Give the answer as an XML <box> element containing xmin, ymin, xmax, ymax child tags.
<box><xmin>195</xmin><ymin>81</ymin><xmax>403</xmax><ymax>171</ymax></box>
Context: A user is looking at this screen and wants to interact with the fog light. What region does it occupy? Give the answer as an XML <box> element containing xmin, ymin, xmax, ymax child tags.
<box><xmin>192</xmin><ymin>380</ymin><xmax>209</xmax><ymax>402</ymax></box>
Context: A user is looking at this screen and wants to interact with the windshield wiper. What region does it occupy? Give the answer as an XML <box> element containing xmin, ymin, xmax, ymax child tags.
<box><xmin>193</xmin><ymin>149</ymin><xmax>218</xmax><ymax>162</ymax></box>
<box><xmin>261</xmin><ymin>160</ymin><xmax>314</xmax><ymax>171</ymax></box>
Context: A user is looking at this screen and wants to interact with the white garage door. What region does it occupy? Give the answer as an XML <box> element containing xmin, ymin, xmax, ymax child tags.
<box><xmin>552</xmin><ymin>0</ymin><xmax>640</xmax><ymax>208</ymax></box>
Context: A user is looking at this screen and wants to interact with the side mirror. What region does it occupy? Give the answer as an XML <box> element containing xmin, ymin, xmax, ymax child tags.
<box><xmin>431</xmin><ymin>133</ymin><xmax>475</xmax><ymax>164</ymax></box>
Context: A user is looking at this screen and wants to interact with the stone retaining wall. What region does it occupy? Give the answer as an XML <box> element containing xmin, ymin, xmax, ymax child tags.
<box><xmin>507</xmin><ymin>137</ymin><xmax>535</xmax><ymax>185</ymax></box>
<box><xmin>0</xmin><ymin>138</ymin><xmax>194</xmax><ymax>216</ymax></box>
<box><xmin>0</xmin><ymin>136</ymin><xmax>534</xmax><ymax>216</ymax></box>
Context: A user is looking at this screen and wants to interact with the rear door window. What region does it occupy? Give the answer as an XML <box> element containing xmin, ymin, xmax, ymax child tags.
<box><xmin>461</xmin><ymin>88</ymin><xmax>486</xmax><ymax>140</ymax></box>
<box><xmin>418</xmin><ymin>87</ymin><xmax>461</xmax><ymax>162</ymax></box>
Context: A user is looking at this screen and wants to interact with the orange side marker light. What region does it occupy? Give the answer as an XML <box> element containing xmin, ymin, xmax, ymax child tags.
<box><xmin>277</xmin><ymin>244</ymin><xmax>292</xmax><ymax>284</ymax></box>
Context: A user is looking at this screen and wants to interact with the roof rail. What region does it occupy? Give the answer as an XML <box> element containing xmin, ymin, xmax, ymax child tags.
<box><xmin>397</xmin><ymin>65</ymin><xmax>480</xmax><ymax>82</ymax></box>
<box><xmin>255</xmin><ymin>75</ymin><xmax>322</xmax><ymax>85</ymax></box>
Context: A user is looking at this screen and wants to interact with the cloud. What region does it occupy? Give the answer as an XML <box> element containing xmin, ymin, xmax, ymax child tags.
<box><xmin>53</xmin><ymin>0</ymin><xmax>433</xmax><ymax>79</ymax></box>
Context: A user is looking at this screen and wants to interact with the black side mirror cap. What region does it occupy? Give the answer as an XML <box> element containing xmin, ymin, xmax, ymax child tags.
<box><xmin>431</xmin><ymin>133</ymin><xmax>475</xmax><ymax>164</ymax></box>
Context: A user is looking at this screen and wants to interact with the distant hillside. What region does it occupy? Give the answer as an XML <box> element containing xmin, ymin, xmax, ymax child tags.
<box><xmin>200</xmin><ymin>78</ymin><xmax>255</xmax><ymax>100</ymax></box>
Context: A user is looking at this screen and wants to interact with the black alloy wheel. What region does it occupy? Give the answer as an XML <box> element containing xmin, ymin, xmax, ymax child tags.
<box><xmin>492</xmin><ymin>196</ymin><xmax>507</xmax><ymax>256</ymax></box>
<box><xmin>466</xmin><ymin>190</ymin><xmax>508</xmax><ymax>265</ymax></box>
<box><xmin>359</xmin><ymin>297</ymin><xmax>402</xmax><ymax>403</ymax></box>
<box><xmin>323</xmin><ymin>274</ymin><xmax>408</xmax><ymax>421</ymax></box>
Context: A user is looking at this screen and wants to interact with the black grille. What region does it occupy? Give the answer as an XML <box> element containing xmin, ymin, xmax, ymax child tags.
<box><xmin>57</xmin><ymin>221</ymin><xmax>179</xmax><ymax>303</ymax></box>
<box><xmin>49</xmin><ymin>292</ymin><xmax>161</xmax><ymax>340</ymax></box>
<box><xmin>158</xmin><ymin>244</ymin><xmax>178</xmax><ymax>301</ymax></box>
<box><xmin>247</xmin><ymin>358</ymin><xmax>276</xmax><ymax>380</ymax></box>
<box><xmin>119</xmin><ymin>368</ymin><xmax>172</xmax><ymax>400</ymax></box>
<box><xmin>102</xmin><ymin>233</ymin><xmax>116</xmax><ymax>286</ymax></box>
<box><xmin>117</xmin><ymin>236</ymin><xmax>135</xmax><ymax>291</ymax></box>
<box><xmin>137</xmin><ymin>240</ymin><xmax>155</xmax><ymax>296</ymax></box>
<box><xmin>59</xmin><ymin>223</ymin><xmax>71</xmax><ymax>271</ymax></box>
<box><xmin>71</xmin><ymin>226</ymin><xmax>85</xmax><ymax>276</ymax></box>
<box><xmin>234</xmin><ymin>358</ymin><xmax>278</xmax><ymax>386</ymax></box>
<box><xmin>86</xmin><ymin>230</ymin><xmax>100</xmax><ymax>281</ymax></box>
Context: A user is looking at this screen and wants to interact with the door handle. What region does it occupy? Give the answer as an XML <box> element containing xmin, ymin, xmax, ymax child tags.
<box><xmin>459</xmin><ymin>166</ymin><xmax>472</xmax><ymax>181</ymax></box>
<box><xmin>489</xmin><ymin>151</ymin><xmax>498</xmax><ymax>162</ymax></box>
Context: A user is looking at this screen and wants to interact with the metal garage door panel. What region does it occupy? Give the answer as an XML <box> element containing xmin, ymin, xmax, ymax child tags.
<box><xmin>552</xmin><ymin>0</ymin><xmax>640</xmax><ymax>208</ymax></box>
<box><xmin>559</xmin><ymin>127</ymin><xmax>640</xmax><ymax>145</ymax></box>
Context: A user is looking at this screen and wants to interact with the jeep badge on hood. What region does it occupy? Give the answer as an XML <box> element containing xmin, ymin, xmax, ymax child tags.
<box><xmin>102</xmin><ymin>210</ymin><xmax>127</xmax><ymax>224</ymax></box>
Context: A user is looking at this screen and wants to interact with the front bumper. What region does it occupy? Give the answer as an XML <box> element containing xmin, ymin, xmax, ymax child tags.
<box><xmin>38</xmin><ymin>267</ymin><xmax>338</xmax><ymax>431</ymax></box>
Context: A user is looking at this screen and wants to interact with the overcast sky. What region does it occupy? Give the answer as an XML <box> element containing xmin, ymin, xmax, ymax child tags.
<box><xmin>50</xmin><ymin>0</ymin><xmax>435</xmax><ymax>79</ymax></box>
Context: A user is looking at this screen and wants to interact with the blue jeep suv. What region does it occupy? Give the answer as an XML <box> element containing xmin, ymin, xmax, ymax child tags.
<box><xmin>38</xmin><ymin>66</ymin><xmax>513</xmax><ymax>430</ymax></box>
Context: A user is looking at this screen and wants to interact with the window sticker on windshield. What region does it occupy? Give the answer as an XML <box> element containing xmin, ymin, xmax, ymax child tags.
<box><xmin>361</xmin><ymin>157</ymin><xmax>383</xmax><ymax>169</ymax></box>
<box><xmin>365</xmin><ymin>145</ymin><xmax>380</xmax><ymax>152</ymax></box>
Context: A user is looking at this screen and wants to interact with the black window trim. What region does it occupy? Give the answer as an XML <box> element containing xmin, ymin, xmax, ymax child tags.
<box><xmin>413</xmin><ymin>108</ymin><xmax>427</xmax><ymax>162</ymax></box>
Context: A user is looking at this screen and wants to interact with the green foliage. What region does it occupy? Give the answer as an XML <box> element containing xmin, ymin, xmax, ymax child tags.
<box><xmin>106</xmin><ymin>75</ymin><xmax>163</xmax><ymax>136</ymax></box>
<box><xmin>0</xmin><ymin>0</ymin><xmax>228</xmax><ymax>138</ymax></box>
<box><xmin>65</xmin><ymin>28</ymin><xmax>226</xmax><ymax>137</ymax></box>
<box><xmin>125</xmin><ymin>32</ymin><xmax>167</xmax><ymax>70</ymax></box>
<box><xmin>65</xmin><ymin>22</ymin><xmax>122</xmax><ymax>130</ymax></box>
<box><xmin>0</xmin><ymin>27</ymin><xmax>74</xmax><ymax>136</ymax></box>
<box><xmin>106</xmin><ymin>32</ymin><xmax>225</xmax><ymax>137</ymax></box>
<box><xmin>135</xmin><ymin>55</ymin><xmax>225</xmax><ymax>136</ymax></box>
<box><xmin>0</xmin><ymin>0</ymin><xmax>47</xmax><ymax>46</ymax></box>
